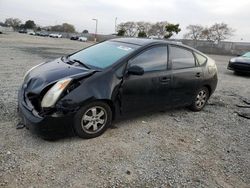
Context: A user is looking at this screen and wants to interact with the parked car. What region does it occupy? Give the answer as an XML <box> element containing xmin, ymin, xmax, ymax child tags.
<box><xmin>18</xmin><ymin>38</ymin><xmax>218</xmax><ymax>139</ymax></box>
<box><xmin>149</xmin><ymin>35</ymin><xmax>161</xmax><ymax>39</ymax></box>
<box><xmin>228</xmin><ymin>52</ymin><xmax>250</xmax><ymax>73</ymax></box>
<box><xmin>78</xmin><ymin>36</ymin><xmax>87</xmax><ymax>42</ymax></box>
<box><xmin>18</xmin><ymin>29</ymin><xmax>27</xmax><ymax>34</ymax></box>
<box><xmin>27</xmin><ymin>31</ymin><xmax>36</xmax><ymax>35</ymax></box>
<box><xmin>49</xmin><ymin>33</ymin><xmax>62</xmax><ymax>38</ymax></box>
<box><xmin>70</xmin><ymin>36</ymin><xmax>79</xmax><ymax>40</ymax></box>
<box><xmin>36</xmin><ymin>31</ymin><xmax>49</xmax><ymax>37</ymax></box>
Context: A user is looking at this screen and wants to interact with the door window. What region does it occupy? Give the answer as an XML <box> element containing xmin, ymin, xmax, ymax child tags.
<box><xmin>170</xmin><ymin>46</ymin><xmax>195</xmax><ymax>69</ymax></box>
<box><xmin>129</xmin><ymin>46</ymin><xmax>168</xmax><ymax>72</ymax></box>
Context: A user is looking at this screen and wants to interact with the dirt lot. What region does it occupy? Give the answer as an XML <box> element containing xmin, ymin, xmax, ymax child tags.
<box><xmin>0</xmin><ymin>32</ymin><xmax>249</xmax><ymax>188</ymax></box>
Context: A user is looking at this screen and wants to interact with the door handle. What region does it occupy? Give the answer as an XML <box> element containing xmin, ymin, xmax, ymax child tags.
<box><xmin>195</xmin><ymin>72</ymin><xmax>201</xmax><ymax>77</ymax></box>
<box><xmin>160</xmin><ymin>77</ymin><xmax>170</xmax><ymax>83</ymax></box>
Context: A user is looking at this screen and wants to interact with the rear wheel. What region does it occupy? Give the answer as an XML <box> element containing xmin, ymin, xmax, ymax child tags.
<box><xmin>189</xmin><ymin>87</ymin><xmax>209</xmax><ymax>111</ymax></box>
<box><xmin>74</xmin><ymin>101</ymin><xmax>112</xmax><ymax>139</ymax></box>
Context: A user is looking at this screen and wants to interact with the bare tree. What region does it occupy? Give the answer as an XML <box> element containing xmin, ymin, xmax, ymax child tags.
<box><xmin>117</xmin><ymin>22</ymin><xmax>138</xmax><ymax>37</ymax></box>
<box><xmin>200</xmin><ymin>27</ymin><xmax>214</xmax><ymax>41</ymax></box>
<box><xmin>136</xmin><ymin>21</ymin><xmax>152</xmax><ymax>36</ymax></box>
<box><xmin>209</xmin><ymin>23</ymin><xmax>234</xmax><ymax>41</ymax></box>
<box><xmin>184</xmin><ymin>23</ymin><xmax>235</xmax><ymax>42</ymax></box>
<box><xmin>117</xmin><ymin>21</ymin><xmax>181</xmax><ymax>38</ymax></box>
<box><xmin>148</xmin><ymin>21</ymin><xmax>168</xmax><ymax>38</ymax></box>
<box><xmin>184</xmin><ymin>25</ymin><xmax>204</xmax><ymax>40</ymax></box>
<box><xmin>4</xmin><ymin>18</ymin><xmax>22</xmax><ymax>30</ymax></box>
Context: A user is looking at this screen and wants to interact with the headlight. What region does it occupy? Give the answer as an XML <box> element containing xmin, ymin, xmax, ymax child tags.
<box><xmin>41</xmin><ymin>78</ymin><xmax>72</xmax><ymax>108</ymax></box>
<box><xmin>230</xmin><ymin>59</ymin><xmax>236</xmax><ymax>63</ymax></box>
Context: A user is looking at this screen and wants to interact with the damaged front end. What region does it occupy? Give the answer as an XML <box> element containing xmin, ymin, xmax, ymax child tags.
<box><xmin>18</xmin><ymin>60</ymin><xmax>96</xmax><ymax>138</ymax></box>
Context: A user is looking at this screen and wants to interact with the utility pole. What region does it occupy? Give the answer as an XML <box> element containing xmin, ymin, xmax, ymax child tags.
<box><xmin>92</xmin><ymin>18</ymin><xmax>98</xmax><ymax>42</ymax></box>
<box><xmin>115</xmin><ymin>17</ymin><xmax>117</xmax><ymax>33</ymax></box>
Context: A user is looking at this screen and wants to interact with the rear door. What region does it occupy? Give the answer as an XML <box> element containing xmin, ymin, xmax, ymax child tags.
<box><xmin>169</xmin><ymin>45</ymin><xmax>204</xmax><ymax>106</ymax></box>
<box><xmin>120</xmin><ymin>45</ymin><xmax>172</xmax><ymax>114</ymax></box>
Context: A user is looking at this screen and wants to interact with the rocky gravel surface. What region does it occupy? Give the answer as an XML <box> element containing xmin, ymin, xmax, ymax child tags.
<box><xmin>0</xmin><ymin>32</ymin><xmax>249</xmax><ymax>187</ymax></box>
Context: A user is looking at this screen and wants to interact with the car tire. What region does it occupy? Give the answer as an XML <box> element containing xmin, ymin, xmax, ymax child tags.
<box><xmin>73</xmin><ymin>101</ymin><xmax>112</xmax><ymax>139</ymax></box>
<box><xmin>189</xmin><ymin>87</ymin><xmax>209</xmax><ymax>112</ymax></box>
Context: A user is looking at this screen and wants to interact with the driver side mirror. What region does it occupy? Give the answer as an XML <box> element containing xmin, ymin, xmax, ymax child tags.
<box><xmin>127</xmin><ymin>65</ymin><xmax>144</xmax><ymax>76</ymax></box>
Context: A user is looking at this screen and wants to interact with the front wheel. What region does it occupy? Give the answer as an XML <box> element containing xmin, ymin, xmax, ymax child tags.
<box><xmin>73</xmin><ymin>101</ymin><xmax>112</xmax><ymax>139</ymax></box>
<box><xmin>189</xmin><ymin>87</ymin><xmax>209</xmax><ymax>111</ymax></box>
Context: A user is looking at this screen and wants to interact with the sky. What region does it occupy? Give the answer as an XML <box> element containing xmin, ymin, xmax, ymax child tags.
<box><xmin>0</xmin><ymin>0</ymin><xmax>250</xmax><ymax>42</ymax></box>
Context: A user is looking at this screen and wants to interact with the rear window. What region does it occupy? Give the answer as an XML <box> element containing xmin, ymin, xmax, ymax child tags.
<box><xmin>70</xmin><ymin>41</ymin><xmax>139</xmax><ymax>69</ymax></box>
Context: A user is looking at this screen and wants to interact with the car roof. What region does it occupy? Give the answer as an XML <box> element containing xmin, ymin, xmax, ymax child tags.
<box><xmin>109</xmin><ymin>37</ymin><xmax>208</xmax><ymax>58</ymax></box>
<box><xmin>110</xmin><ymin>37</ymin><xmax>192</xmax><ymax>49</ymax></box>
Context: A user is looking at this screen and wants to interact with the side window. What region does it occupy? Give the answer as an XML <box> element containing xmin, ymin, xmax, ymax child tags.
<box><xmin>170</xmin><ymin>46</ymin><xmax>195</xmax><ymax>69</ymax></box>
<box><xmin>195</xmin><ymin>52</ymin><xmax>207</xmax><ymax>66</ymax></box>
<box><xmin>129</xmin><ymin>46</ymin><xmax>168</xmax><ymax>72</ymax></box>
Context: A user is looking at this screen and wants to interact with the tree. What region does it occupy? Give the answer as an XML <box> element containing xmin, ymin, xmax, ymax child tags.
<box><xmin>62</xmin><ymin>23</ymin><xmax>75</xmax><ymax>32</ymax></box>
<box><xmin>136</xmin><ymin>21</ymin><xmax>152</xmax><ymax>36</ymax></box>
<box><xmin>117</xmin><ymin>29</ymin><xmax>125</xmax><ymax>36</ymax></box>
<box><xmin>209</xmin><ymin>23</ymin><xmax>234</xmax><ymax>41</ymax></box>
<box><xmin>138</xmin><ymin>31</ymin><xmax>147</xmax><ymax>38</ymax></box>
<box><xmin>117</xmin><ymin>21</ymin><xmax>181</xmax><ymax>38</ymax></box>
<box><xmin>200</xmin><ymin>27</ymin><xmax>214</xmax><ymax>41</ymax></box>
<box><xmin>4</xmin><ymin>18</ymin><xmax>22</xmax><ymax>30</ymax></box>
<box><xmin>122</xmin><ymin>22</ymin><xmax>137</xmax><ymax>37</ymax></box>
<box><xmin>148</xmin><ymin>21</ymin><xmax>168</xmax><ymax>38</ymax></box>
<box><xmin>184</xmin><ymin>22</ymin><xmax>235</xmax><ymax>42</ymax></box>
<box><xmin>24</xmin><ymin>20</ymin><xmax>36</xmax><ymax>29</ymax></box>
<box><xmin>50</xmin><ymin>23</ymin><xmax>76</xmax><ymax>32</ymax></box>
<box><xmin>184</xmin><ymin>25</ymin><xmax>204</xmax><ymax>40</ymax></box>
<box><xmin>51</xmin><ymin>25</ymin><xmax>62</xmax><ymax>32</ymax></box>
<box><xmin>82</xmin><ymin>30</ymin><xmax>89</xmax><ymax>34</ymax></box>
<box><xmin>165</xmin><ymin>23</ymin><xmax>181</xmax><ymax>39</ymax></box>
<box><xmin>117</xmin><ymin>22</ymin><xmax>138</xmax><ymax>37</ymax></box>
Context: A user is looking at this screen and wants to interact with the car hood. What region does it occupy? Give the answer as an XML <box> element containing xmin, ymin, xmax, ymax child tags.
<box><xmin>230</xmin><ymin>57</ymin><xmax>250</xmax><ymax>64</ymax></box>
<box><xmin>23</xmin><ymin>58</ymin><xmax>96</xmax><ymax>94</ymax></box>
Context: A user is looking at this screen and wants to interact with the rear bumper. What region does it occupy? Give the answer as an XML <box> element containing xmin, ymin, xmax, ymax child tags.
<box><xmin>18</xmin><ymin>90</ymin><xmax>75</xmax><ymax>139</ymax></box>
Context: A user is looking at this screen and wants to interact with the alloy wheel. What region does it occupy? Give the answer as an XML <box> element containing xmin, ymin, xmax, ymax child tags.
<box><xmin>195</xmin><ymin>89</ymin><xmax>207</xmax><ymax>109</ymax></box>
<box><xmin>81</xmin><ymin>106</ymin><xmax>107</xmax><ymax>134</ymax></box>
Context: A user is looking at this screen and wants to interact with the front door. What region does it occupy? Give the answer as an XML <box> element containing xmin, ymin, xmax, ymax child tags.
<box><xmin>120</xmin><ymin>45</ymin><xmax>172</xmax><ymax>114</ymax></box>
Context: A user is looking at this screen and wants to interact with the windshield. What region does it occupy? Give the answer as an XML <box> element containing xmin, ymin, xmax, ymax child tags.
<box><xmin>242</xmin><ymin>52</ymin><xmax>250</xmax><ymax>58</ymax></box>
<box><xmin>70</xmin><ymin>41</ymin><xmax>139</xmax><ymax>69</ymax></box>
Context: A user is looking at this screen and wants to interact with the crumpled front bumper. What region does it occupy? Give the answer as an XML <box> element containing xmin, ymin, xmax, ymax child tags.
<box><xmin>18</xmin><ymin>88</ymin><xmax>75</xmax><ymax>139</ymax></box>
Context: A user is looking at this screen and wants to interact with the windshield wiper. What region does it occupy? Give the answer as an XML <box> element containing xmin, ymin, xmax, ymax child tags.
<box><xmin>71</xmin><ymin>59</ymin><xmax>91</xmax><ymax>69</ymax></box>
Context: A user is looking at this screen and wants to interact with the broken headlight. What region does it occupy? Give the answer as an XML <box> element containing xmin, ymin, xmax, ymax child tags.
<box><xmin>41</xmin><ymin>78</ymin><xmax>72</xmax><ymax>108</ymax></box>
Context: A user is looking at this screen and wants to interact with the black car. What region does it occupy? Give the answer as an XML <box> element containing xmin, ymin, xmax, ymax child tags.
<box><xmin>18</xmin><ymin>29</ymin><xmax>27</xmax><ymax>34</ymax></box>
<box><xmin>18</xmin><ymin>38</ymin><xmax>218</xmax><ymax>139</ymax></box>
<box><xmin>70</xmin><ymin>36</ymin><xmax>79</xmax><ymax>40</ymax></box>
<box><xmin>228</xmin><ymin>52</ymin><xmax>250</xmax><ymax>73</ymax></box>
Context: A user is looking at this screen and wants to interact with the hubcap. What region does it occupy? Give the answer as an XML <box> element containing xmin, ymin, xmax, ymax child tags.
<box><xmin>195</xmin><ymin>90</ymin><xmax>207</xmax><ymax>108</ymax></box>
<box><xmin>81</xmin><ymin>106</ymin><xmax>107</xmax><ymax>134</ymax></box>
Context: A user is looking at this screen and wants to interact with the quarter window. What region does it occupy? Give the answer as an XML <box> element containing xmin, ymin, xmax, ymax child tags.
<box><xmin>129</xmin><ymin>46</ymin><xmax>168</xmax><ymax>72</ymax></box>
<box><xmin>195</xmin><ymin>52</ymin><xmax>207</xmax><ymax>66</ymax></box>
<box><xmin>170</xmin><ymin>46</ymin><xmax>195</xmax><ymax>69</ymax></box>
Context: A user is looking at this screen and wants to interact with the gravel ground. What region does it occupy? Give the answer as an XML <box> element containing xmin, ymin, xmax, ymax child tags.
<box><xmin>0</xmin><ymin>32</ymin><xmax>249</xmax><ymax>188</ymax></box>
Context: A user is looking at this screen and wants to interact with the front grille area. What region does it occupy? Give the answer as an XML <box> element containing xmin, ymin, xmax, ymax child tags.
<box><xmin>26</xmin><ymin>92</ymin><xmax>41</xmax><ymax>112</ymax></box>
<box><xmin>232</xmin><ymin>63</ymin><xmax>250</xmax><ymax>71</ymax></box>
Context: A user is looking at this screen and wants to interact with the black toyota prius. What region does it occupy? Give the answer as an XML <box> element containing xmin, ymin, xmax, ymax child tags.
<box><xmin>18</xmin><ymin>38</ymin><xmax>218</xmax><ymax>139</ymax></box>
